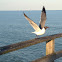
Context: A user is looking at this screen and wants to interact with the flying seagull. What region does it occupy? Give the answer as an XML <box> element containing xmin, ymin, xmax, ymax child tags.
<box><xmin>24</xmin><ymin>6</ymin><xmax>49</xmax><ymax>37</ymax></box>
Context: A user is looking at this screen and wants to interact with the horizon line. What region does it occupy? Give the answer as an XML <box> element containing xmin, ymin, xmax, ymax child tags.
<box><xmin>0</xmin><ymin>9</ymin><xmax>62</xmax><ymax>11</ymax></box>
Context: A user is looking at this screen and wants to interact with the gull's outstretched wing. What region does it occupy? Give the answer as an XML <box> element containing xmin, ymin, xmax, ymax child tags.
<box><xmin>39</xmin><ymin>6</ymin><xmax>46</xmax><ymax>29</ymax></box>
<box><xmin>24</xmin><ymin>13</ymin><xmax>40</xmax><ymax>32</ymax></box>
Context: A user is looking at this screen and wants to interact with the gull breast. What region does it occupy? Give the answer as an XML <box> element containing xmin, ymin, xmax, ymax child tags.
<box><xmin>32</xmin><ymin>28</ymin><xmax>45</xmax><ymax>35</ymax></box>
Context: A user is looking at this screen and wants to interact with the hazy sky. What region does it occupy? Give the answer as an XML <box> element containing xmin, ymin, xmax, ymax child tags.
<box><xmin>0</xmin><ymin>0</ymin><xmax>62</xmax><ymax>10</ymax></box>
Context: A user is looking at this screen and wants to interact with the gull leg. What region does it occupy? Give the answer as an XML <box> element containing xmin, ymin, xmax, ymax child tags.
<box><xmin>35</xmin><ymin>35</ymin><xmax>39</xmax><ymax>39</ymax></box>
<box><xmin>36</xmin><ymin>35</ymin><xmax>38</xmax><ymax>38</ymax></box>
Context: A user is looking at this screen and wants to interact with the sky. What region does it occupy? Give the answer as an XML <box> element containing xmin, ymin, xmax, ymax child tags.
<box><xmin>0</xmin><ymin>0</ymin><xmax>62</xmax><ymax>11</ymax></box>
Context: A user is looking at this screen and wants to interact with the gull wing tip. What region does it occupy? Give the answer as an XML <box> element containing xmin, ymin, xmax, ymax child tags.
<box><xmin>42</xmin><ymin>6</ymin><xmax>46</xmax><ymax>13</ymax></box>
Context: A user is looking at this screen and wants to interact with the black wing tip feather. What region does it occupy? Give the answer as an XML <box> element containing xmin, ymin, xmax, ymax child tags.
<box><xmin>42</xmin><ymin>6</ymin><xmax>46</xmax><ymax>13</ymax></box>
<box><xmin>23</xmin><ymin>12</ymin><xmax>27</xmax><ymax>18</ymax></box>
<box><xmin>23</xmin><ymin>12</ymin><xmax>31</xmax><ymax>21</ymax></box>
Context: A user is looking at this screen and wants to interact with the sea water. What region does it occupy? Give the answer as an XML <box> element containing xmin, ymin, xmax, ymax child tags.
<box><xmin>0</xmin><ymin>10</ymin><xmax>62</xmax><ymax>62</ymax></box>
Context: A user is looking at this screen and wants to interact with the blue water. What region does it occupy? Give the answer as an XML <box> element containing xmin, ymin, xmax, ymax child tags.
<box><xmin>0</xmin><ymin>10</ymin><xmax>62</xmax><ymax>62</ymax></box>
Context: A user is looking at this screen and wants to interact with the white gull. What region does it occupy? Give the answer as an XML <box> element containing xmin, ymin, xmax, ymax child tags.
<box><xmin>24</xmin><ymin>6</ymin><xmax>49</xmax><ymax>37</ymax></box>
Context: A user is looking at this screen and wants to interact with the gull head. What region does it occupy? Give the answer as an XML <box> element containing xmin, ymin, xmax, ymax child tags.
<box><xmin>44</xmin><ymin>26</ymin><xmax>49</xmax><ymax>30</ymax></box>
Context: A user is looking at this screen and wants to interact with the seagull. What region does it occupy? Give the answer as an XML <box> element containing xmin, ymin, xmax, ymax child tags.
<box><xmin>24</xmin><ymin>6</ymin><xmax>49</xmax><ymax>38</ymax></box>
